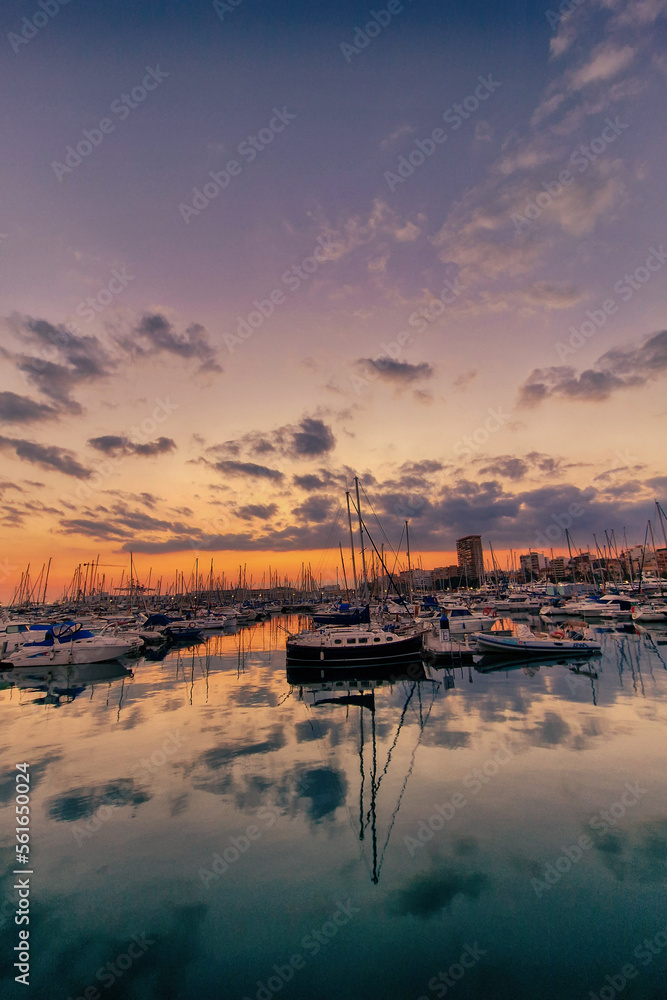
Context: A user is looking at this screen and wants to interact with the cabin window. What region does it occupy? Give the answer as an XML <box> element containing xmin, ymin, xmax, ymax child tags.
<box><xmin>334</xmin><ymin>639</ymin><xmax>342</xmax><ymax>644</ymax></box>
<box><xmin>373</xmin><ymin>637</ymin><xmax>382</xmax><ymax>642</ymax></box>
<box><xmin>386</xmin><ymin>636</ymin><xmax>393</xmax><ymax>641</ymax></box>
<box><xmin>358</xmin><ymin>638</ymin><xmax>368</xmax><ymax>644</ymax></box>
<box><xmin>346</xmin><ymin>638</ymin><xmax>356</xmax><ymax>644</ymax></box>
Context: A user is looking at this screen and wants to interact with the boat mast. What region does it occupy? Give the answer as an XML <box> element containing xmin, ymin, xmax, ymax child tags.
<box><xmin>345</xmin><ymin>492</ymin><xmax>359</xmax><ymax>600</ymax></box>
<box><xmin>354</xmin><ymin>477</ymin><xmax>369</xmax><ymax>601</ymax></box>
<box><xmin>406</xmin><ymin>520</ymin><xmax>412</xmax><ymax>602</ymax></box>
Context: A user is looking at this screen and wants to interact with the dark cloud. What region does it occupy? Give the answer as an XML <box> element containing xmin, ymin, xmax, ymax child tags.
<box><xmin>88</xmin><ymin>435</ymin><xmax>176</xmax><ymax>457</ymax></box>
<box><xmin>290</xmin><ymin>417</ymin><xmax>336</xmax><ymax>456</ymax></box>
<box><xmin>518</xmin><ymin>330</ymin><xmax>667</xmax><ymax>406</ymax></box>
<box><xmin>0</xmin><ymin>391</ymin><xmax>56</xmax><ymax>424</ymax></box>
<box><xmin>0</xmin><ymin>436</ymin><xmax>91</xmax><ymax>478</ymax></box>
<box><xmin>212</xmin><ymin>460</ymin><xmax>284</xmax><ymax>481</ymax></box>
<box><xmin>237</xmin><ymin>503</ymin><xmax>279</xmax><ymax>520</ymax></box>
<box><xmin>356</xmin><ymin>358</ymin><xmax>434</xmax><ymax>383</ymax></box>
<box><xmin>8</xmin><ymin>314</ymin><xmax>116</xmax><ymax>413</ymax></box>
<box><xmin>292</xmin><ymin>495</ymin><xmax>336</xmax><ymax>522</ymax></box>
<box><xmin>210</xmin><ymin>415</ymin><xmax>336</xmax><ymax>463</ymax></box>
<box><xmin>478</xmin><ymin>456</ymin><xmax>528</xmax><ymax>480</ymax></box>
<box><xmin>126</xmin><ymin>313</ymin><xmax>222</xmax><ymax>372</ymax></box>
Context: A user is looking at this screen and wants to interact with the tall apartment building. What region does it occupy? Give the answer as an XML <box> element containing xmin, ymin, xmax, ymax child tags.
<box><xmin>456</xmin><ymin>535</ymin><xmax>484</xmax><ymax>582</ymax></box>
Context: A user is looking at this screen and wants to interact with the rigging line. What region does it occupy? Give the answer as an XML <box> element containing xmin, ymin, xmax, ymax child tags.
<box><xmin>311</xmin><ymin>502</ymin><xmax>345</xmax><ymax>580</ymax></box>
<box><xmin>376</xmin><ymin>683</ymin><xmax>439</xmax><ymax>878</ymax></box>
<box><xmin>364</xmin><ymin>681</ymin><xmax>417</xmax><ymax>829</ymax></box>
<box><xmin>360</xmin><ymin>483</ymin><xmax>401</xmax><ymax>562</ymax></box>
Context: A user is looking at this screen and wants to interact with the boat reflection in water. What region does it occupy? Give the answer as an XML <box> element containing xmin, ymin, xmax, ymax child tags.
<box><xmin>0</xmin><ymin>659</ymin><xmax>133</xmax><ymax>707</ymax></box>
<box><xmin>289</xmin><ymin>660</ymin><xmax>440</xmax><ymax>884</ymax></box>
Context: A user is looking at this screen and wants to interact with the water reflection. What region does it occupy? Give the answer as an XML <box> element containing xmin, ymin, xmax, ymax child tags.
<box><xmin>1</xmin><ymin>616</ymin><xmax>666</xmax><ymax>1000</ymax></box>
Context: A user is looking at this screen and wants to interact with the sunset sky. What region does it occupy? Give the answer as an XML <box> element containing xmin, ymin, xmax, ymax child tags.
<box><xmin>1</xmin><ymin>0</ymin><xmax>666</xmax><ymax>598</ymax></box>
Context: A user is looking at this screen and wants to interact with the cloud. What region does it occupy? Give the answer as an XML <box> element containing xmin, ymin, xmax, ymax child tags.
<box><xmin>0</xmin><ymin>391</ymin><xmax>57</xmax><ymax>424</ymax></box>
<box><xmin>0</xmin><ymin>436</ymin><xmax>91</xmax><ymax>478</ymax></box>
<box><xmin>355</xmin><ymin>358</ymin><xmax>434</xmax><ymax>384</ymax></box>
<box><xmin>88</xmin><ymin>435</ymin><xmax>177</xmax><ymax>457</ymax></box>
<box><xmin>570</xmin><ymin>42</ymin><xmax>637</xmax><ymax>89</ymax></box>
<box><xmin>237</xmin><ymin>503</ymin><xmax>279</xmax><ymax>520</ymax></box>
<box><xmin>125</xmin><ymin>314</ymin><xmax>222</xmax><ymax>372</ymax></box>
<box><xmin>291</xmin><ymin>495</ymin><xmax>336</xmax><ymax>522</ymax></box>
<box><xmin>290</xmin><ymin>417</ymin><xmax>336</xmax><ymax>456</ymax></box>
<box><xmin>518</xmin><ymin>330</ymin><xmax>667</xmax><ymax>406</ymax></box>
<box><xmin>453</xmin><ymin>369</ymin><xmax>477</xmax><ymax>389</ymax></box>
<box><xmin>209</xmin><ymin>415</ymin><xmax>336</xmax><ymax>462</ymax></box>
<box><xmin>7</xmin><ymin>314</ymin><xmax>116</xmax><ymax>413</ymax></box>
<box><xmin>211</xmin><ymin>460</ymin><xmax>284</xmax><ymax>481</ymax></box>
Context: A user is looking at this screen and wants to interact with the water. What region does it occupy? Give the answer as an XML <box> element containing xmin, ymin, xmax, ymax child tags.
<box><xmin>2</xmin><ymin>617</ymin><xmax>667</xmax><ymax>1000</ymax></box>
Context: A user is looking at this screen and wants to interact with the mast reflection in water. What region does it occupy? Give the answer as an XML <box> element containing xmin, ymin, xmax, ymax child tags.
<box><xmin>1</xmin><ymin>616</ymin><xmax>666</xmax><ymax>1000</ymax></box>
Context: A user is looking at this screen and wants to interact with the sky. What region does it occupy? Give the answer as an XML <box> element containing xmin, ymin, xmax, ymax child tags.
<box><xmin>0</xmin><ymin>0</ymin><xmax>666</xmax><ymax>597</ymax></box>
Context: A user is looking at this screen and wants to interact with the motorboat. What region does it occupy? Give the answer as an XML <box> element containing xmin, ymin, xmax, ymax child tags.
<box><xmin>632</xmin><ymin>602</ymin><xmax>667</xmax><ymax>624</ymax></box>
<box><xmin>474</xmin><ymin>623</ymin><xmax>602</xmax><ymax>657</ymax></box>
<box><xmin>3</xmin><ymin>622</ymin><xmax>138</xmax><ymax>667</ymax></box>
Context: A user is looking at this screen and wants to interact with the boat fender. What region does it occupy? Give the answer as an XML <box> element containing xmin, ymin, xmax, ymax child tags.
<box><xmin>320</xmin><ymin>651</ymin><xmax>324</xmax><ymax>660</ymax></box>
<box><xmin>483</xmin><ymin>607</ymin><xmax>492</xmax><ymax>616</ymax></box>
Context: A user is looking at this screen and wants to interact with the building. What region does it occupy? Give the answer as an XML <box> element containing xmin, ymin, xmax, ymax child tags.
<box><xmin>519</xmin><ymin>552</ymin><xmax>547</xmax><ymax>579</ymax></box>
<box><xmin>456</xmin><ymin>535</ymin><xmax>484</xmax><ymax>583</ymax></box>
<box><xmin>549</xmin><ymin>556</ymin><xmax>568</xmax><ymax>580</ymax></box>
<box><xmin>657</xmin><ymin>548</ymin><xmax>667</xmax><ymax>578</ymax></box>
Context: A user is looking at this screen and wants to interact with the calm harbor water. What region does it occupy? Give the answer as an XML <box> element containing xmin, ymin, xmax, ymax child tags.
<box><xmin>2</xmin><ymin>616</ymin><xmax>667</xmax><ymax>1000</ymax></box>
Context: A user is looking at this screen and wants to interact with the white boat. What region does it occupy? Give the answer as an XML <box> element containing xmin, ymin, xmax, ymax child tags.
<box><xmin>474</xmin><ymin>624</ymin><xmax>602</xmax><ymax>657</ymax></box>
<box><xmin>632</xmin><ymin>603</ymin><xmax>667</xmax><ymax>623</ymax></box>
<box><xmin>3</xmin><ymin>622</ymin><xmax>137</xmax><ymax>667</ymax></box>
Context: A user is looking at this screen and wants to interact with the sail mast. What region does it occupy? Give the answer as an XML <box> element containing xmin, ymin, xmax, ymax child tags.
<box><xmin>346</xmin><ymin>492</ymin><xmax>359</xmax><ymax>600</ymax></box>
<box><xmin>354</xmin><ymin>476</ymin><xmax>368</xmax><ymax>600</ymax></box>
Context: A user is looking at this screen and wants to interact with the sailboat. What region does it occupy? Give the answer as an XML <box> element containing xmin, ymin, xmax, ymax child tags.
<box><xmin>286</xmin><ymin>478</ymin><xmax>426</xmax><ymax>667</ymax></box>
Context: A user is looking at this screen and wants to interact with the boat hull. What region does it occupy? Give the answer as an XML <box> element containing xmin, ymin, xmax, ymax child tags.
<box><xmin>474</xmin><ymin>633</ymin><xmax>601</xmax><ymax>657</ymax></box>
<box><xmin>286</xmin><ymin>632</ymin><xmax>424</xmax><ymax>665</ymax></box>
